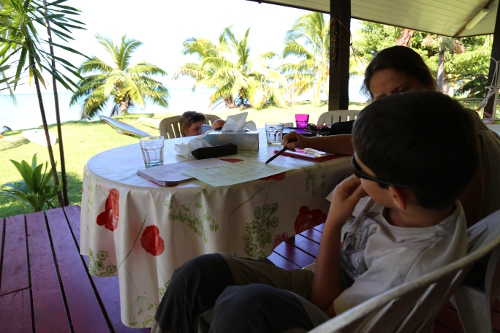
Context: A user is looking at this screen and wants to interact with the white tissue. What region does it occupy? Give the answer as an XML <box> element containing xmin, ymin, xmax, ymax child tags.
<box><xmin>174</xmin><ymin>137</ymin><xmax>212</xmax><ymax>157</ymax></box>
<box><xmin>220</xmin><ymin>112</ymin><xmax>257</xmax><ymax>132</ymax></box>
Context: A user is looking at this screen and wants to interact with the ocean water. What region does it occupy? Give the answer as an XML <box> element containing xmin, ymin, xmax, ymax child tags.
<box><xmin>0</xmin><ymin>79</ymin><xmax>367</xmax><ymax>131</ymax></box>
<box><xmin>0</xmin><ymin>87</ymin><xmax>217</xmax><ymax>131</ymax></box>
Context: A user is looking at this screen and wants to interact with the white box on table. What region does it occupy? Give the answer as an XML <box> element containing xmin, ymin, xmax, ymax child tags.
<box><xmin>204</xmin><ymin>130</ymin><xmax>259</xmax><ymax>151</ymax></box>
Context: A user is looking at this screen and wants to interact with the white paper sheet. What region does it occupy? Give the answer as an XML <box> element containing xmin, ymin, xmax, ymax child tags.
<box><xmin>137</xmin><ymin>158</ymin><xmax>229</xmax><ymax>186</ymax></box>
<box><xmin>182</xmin><ymin>160</ymin><xmax>291</xmax><ymax>187</ymax></box>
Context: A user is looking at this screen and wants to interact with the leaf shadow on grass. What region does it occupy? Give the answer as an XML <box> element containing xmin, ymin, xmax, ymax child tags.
<box><xmin>0</xmin><ymin>138</ymin><xmax>30</xmax><ymax>152</ymax></box>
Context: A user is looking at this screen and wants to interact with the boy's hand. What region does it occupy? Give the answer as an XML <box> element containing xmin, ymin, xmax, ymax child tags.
<box><xmin>327</xmin><ymin>177</ymin><xmax>367</xmax><ymax>227</ymax></box>
<box><xmin>282</xmin><ymin>132</ymin><xmax>309</xmax><ymax>149</ymax></box>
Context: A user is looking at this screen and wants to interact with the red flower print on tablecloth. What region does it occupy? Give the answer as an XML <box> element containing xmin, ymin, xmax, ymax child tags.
<box><xmin>219</xmin><ymin>158</ymin><xmax>244</xmax><ymax>163</ymax></box>
<box><xmin>141</xmin><ymin>225</ymin><xmax>165</xmax><ymax>256</ymax></box>
<box><xmin>96</xmin><ymin>188</ymin><xmax>120</xmax><ymax>231</ymax></box>
<box><xmin>260</xmin><ymin>172</ymin><xmax>286</xmax><ymax>181</ymax></box>
<box><xmin>294</xmin><ymin>206</ymin><xmax>327</xmax><ymax>234</ymax></box>
<box><xmin>273</xmin><ymin>232</ymin><xmax>289</xmax><ymax>249</ymax></box>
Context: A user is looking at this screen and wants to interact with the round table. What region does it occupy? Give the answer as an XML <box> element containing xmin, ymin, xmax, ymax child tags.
<box><xmin>80</xmin><ymin>130</ymin><xmax>352</xmax><ymax>328</ymax></box>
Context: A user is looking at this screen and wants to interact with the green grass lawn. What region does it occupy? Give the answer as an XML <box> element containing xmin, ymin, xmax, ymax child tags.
<box><xmin>0</xmin><ymin>101</ymin><xmax>366</xmax><ymax>218</ymax></box>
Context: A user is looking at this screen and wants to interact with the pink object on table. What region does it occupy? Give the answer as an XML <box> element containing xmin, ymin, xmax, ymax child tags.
<box><xmin>295</xmin><ymin>114</ymin><xmax>309</xmax><ymax>129</ymax></box>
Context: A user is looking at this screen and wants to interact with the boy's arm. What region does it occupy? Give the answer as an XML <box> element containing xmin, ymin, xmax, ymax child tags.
<box><xmin>282</xmin><ymin>133</ymin><xmax>355</xmax><ymax>155</ymax></box>
<box><xmin>311</xmin><ymin>177</ymin><xmax>367</xmax><ymax>317</ymax></box>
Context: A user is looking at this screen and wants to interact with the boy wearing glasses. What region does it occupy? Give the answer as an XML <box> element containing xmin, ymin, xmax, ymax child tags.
<box><xmin>152</xmin><ymin>91</ymin><xmax>478</xmax><ymax>333</ymax></box>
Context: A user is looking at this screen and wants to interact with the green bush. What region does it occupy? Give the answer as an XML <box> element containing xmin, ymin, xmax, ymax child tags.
<box><xmin>0</xmin><ymin>154</ymin><xmax>61</xmax><ymax>212</ymax></box>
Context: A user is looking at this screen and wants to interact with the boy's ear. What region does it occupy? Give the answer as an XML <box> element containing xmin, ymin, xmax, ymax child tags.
<box><xmin>388</xmin><ymin>186</ymin><xmax>415</xmax><ymax>211</ymax></box>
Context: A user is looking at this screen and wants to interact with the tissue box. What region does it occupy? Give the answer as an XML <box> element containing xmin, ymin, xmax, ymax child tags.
<box><xmin>204</xmin><ymin>131</ymin><xmax>259</xmax><ymax>151</ymax></box>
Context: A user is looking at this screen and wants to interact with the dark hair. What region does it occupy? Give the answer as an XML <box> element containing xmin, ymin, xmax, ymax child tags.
<box><xmin>180</xmin><ymin>111</ymin><xmax>206</xmax><ymax>133</ymax></box>
<box><xmin>352</xmin><ymin>91</ymin><xmax>479</xmax><ymax>210</ymax></box>
<box><xmin>363</xmin><ymin>46</ymin><xmax>437</xmax><ymax>98</ymax></box>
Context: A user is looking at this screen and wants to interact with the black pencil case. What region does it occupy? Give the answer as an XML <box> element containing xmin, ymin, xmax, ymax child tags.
<box><xmin>192</xmin><ymin>143</ymin><xmax>238</xmax><ymax>160</ymax></box>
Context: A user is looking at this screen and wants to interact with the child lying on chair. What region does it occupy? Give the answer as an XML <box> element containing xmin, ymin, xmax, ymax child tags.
<box><xmin>152</xmin><ymin>91</ymin><xmax>478</xmax><ymax>333</ymax></box>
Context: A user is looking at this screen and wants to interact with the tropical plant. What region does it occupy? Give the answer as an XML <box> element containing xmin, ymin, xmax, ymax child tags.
<box><xmin>0</xmin><ymin>3</ymin><xmax>17</xmax><ymax>100</ymax></box>
<box><xmin>70</xmin><ymin>34</ymin><xmax>170</xmax><ymax>120</ymax></box>
<box><xmin>352</xmin><ymin>21</ymin><xmax>492</xmax><ymax>96</ymax></box>
<box><xmin>0</xmin><ymin>154</ymin><xmax>61</xmax><ymax>212</ymax></box>
<box><xmin>0</xmin><ymin>0</ymin><xmax>86</xmax><ymax>208</ymax></box>
<box><xmin>420</xmin><ymin>35</ymin><xmax>464</xmax><ymax>91</ymax></box>
<box><xmin>280</xmin><ymin>12</ymin><xmax>330</xmax><ymax>105</ymax></box>
<box><xmin>175</xmin><ymin>26</ymin><xmax>286</xmax><ymax>110</ymax></box>
<box><xmin>42</xmin><ymin>0</ymin><xmax>69</xmax><ymax>206</ymax></box>
<box><xmin>456</xmin><ymin>74</ymin><xmax>488</xmax><ymax>98</ymax></box>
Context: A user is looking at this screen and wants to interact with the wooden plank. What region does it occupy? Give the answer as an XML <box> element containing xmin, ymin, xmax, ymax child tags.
<box><xmin>313</xmin><ymin>223</ymin><xmax>325</xmax><ymax>232</ymax></box>
<box><xmin>0</xmin><ymin>289</ymin><xmax>32</xmax><ymax>333</ymax></box>
<box><xmin>272</xmin><ymin>240</ymin><xmax>316</xmax><ymax>268</ymax></box>
<box><xmin>46</xmin><ymin>208</ymin><xmax>110</xmax><ymax>333</ymax></box>
<box><xmin>68</xmin><ymin>205</ymin><xmax>149</xmax><ymax>333</ymax></box>
<box><xmin>26</xmin><ymin>210</ymin><xmax>70</xmax><ymax>332</ymax></box>
<box><xmin>268</xmin><ymin>252</ymin><xmax>301</xmax><ymax>270</ymax></box>
<box><xmin>64</xmin><ymin>205</ymin><xmax>82</xmax><ymax>249</ymax></box>
<box><xmin>434</xmin><ymin>322</ymin><xmax>455</xmax><ymax>333</ymax></box>
<box><xmin>81</xmin><ymin>256</ymin><xmax>150</xmax><ymax>333</ymax></box>
<box><xmin>286</xmin><ymin>234</ymin><xmax>321</xmax><ymax>258</ymax></box>
<box><xmin>298</xmin><ymin>227</ymin><xmax>322</xmax><ymax>244</ymax></box>
<box><xmin>0</xmin><ymin>214</ymin><xmax>28</xmax><ymax>296</ymax></box>
<box><xmin>434</xmin><ymin>304</ymin><xmax>464</xmax><ymax>333</ymax></box>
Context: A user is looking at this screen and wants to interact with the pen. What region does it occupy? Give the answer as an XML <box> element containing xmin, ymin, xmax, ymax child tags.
<box><xmin>265</xmin><ymin>146</ymin><xmax>288</xmax><ymax>164</ymax></box>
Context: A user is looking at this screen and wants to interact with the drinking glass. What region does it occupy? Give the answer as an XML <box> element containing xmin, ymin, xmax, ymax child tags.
<box><xmin>295</xmin><ymin>114</ymin><xmax>309</xmax><ymax>129</ymax></box>
<box><xmin>265</xmin><ymin>122</ymin><xmax>284</xmax><ymax>145</ymax></box>
<box><xmin>139</xmin><ymin>136</ymin><xmax>164</xmax><ymax>168</ymax></box>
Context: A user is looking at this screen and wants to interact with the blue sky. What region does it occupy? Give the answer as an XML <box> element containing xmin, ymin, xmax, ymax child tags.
<box><xmin>20</xmin><ymin>0</ymin><xmax>359</xmax><ymax>93</ymax></box>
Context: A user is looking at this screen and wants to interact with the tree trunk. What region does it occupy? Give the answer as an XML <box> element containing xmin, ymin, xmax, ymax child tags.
<box><xmin>120</xmin><ymin>94</ymin><xmax>130</xmax><ymax>114</ymax></box>
<box><xmin>437</xmin><ymin>49</ymin><xmax>445</xmax><ymax>92</ymax></box>
<box><xmin>43</xmin><ymin>0</ymin><xmax>68</xmax><ymax>206</ymax></box>
<box><xmin>30</xmin><ymin>54</ymin><xmax>64</xmax><ymax>208</ymax></box>
<box><xmin>224</xmin><ymin>97</ymin><xmax>236</xmax><ymax>108</ymax></box>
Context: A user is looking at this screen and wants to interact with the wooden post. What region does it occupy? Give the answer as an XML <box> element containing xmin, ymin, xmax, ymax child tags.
<box><xmin>484</xmin><ymin>6</ymin><xmax>500</xmax><ymax>118</ymax></box>
<box><xmin>328</xmin><ymin>0</ymin><xmax>351</xmax><ymax>111</ymax></box>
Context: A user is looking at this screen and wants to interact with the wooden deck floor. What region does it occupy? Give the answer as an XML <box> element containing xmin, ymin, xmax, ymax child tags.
<box><xmin>268</xmin><ymin>223</ymin><xmax>500</xmax><ymax>333</ymax></box>
<box><xmin>1</xmin><ymin>205</ymin><xmax>498</xmax><ymax>332</ymax></box>
<box><xmin>0</xmin><ymin>205</ymin><xmax>148</xmax><ymax>333</ymax></box>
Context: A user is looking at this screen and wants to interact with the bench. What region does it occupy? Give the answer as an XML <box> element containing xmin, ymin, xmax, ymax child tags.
<box><xmin>0</xmin><ymin>205</ymin><xmax>149</xmax><ymax>333</ymax></box>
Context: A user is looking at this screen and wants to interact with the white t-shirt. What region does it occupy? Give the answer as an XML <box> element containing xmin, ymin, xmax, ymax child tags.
<box><xmin>333</xmin><ymin>199</ymin><xmax>467</xmax><ymax>314</ymax></box>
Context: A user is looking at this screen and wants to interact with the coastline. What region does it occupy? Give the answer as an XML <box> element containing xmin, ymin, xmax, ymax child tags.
<box><xmin>0</xmin><ymin>77</ymin><xmax>368</xmax><ymax>131</ymax></box>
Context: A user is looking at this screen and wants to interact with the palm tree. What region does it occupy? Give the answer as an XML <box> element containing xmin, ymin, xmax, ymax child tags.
<box><xmin>422</xmin><ymin>35</ymin><xmax>465</xmax><ymax>92</ymax></box>
<box><xmin>70</xmin><ymin>35</ymin><xmax>169</xmax><ymax>120</ymax></box>
<box><xmin>0</xmin><ymin>0</ymin><xmax>85</xmax><ymax>208</ymax></box>
<box><xmin>280</xmin><ymin>12</ymin><xmax>330</xmax><ymax>105</ymax></box>
<box><xmin>175</xmin><ymin>26</ymin><xmax>286</xmax><ymax>110</ymax></box>
<box><xmin>0</xmin><ymin>1</ymin><xmax>17</xmax><ymax>102</ymax></box>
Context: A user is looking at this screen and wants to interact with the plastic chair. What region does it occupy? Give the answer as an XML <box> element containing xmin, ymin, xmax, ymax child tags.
<box><xmin>159</xmin><ymin>115</ymin><xmax>182</xmax><ymax>139</ymax></box>
<box><xmin>451</xmin><ymin>217</ymin><xmax>500</xmax><ymax>333</ymax></box>
<box><xmin>159</xmin><ymin>114</ymin><xmax>220</xmax><ymax>139</ymax></box>
<box><xmin>317</xmin><ymin>110</ymin><xmax>361</xmax><ymax>126</ymax></box>
<box><xmin>205</xmin><ymin>114</ymin><xmax>220</xmax><ymax>125</ymax></box>
<box><xmin>309</xmin><ymin>209</ymin><xmax>500</xmax><ymax>333</ymax></box>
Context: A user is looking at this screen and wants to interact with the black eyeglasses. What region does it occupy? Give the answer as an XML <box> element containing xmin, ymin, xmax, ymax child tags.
<box><xmin>351</xmin><ymin>154</ymin><xmax>417</xmax><ymax>190</ymax></box>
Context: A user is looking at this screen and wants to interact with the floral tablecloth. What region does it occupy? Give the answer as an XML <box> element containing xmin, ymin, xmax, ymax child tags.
<box><xmin>80</xmin><ymin>130</ymin><xmax>352</xmax><ymax>328</ymax></box>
